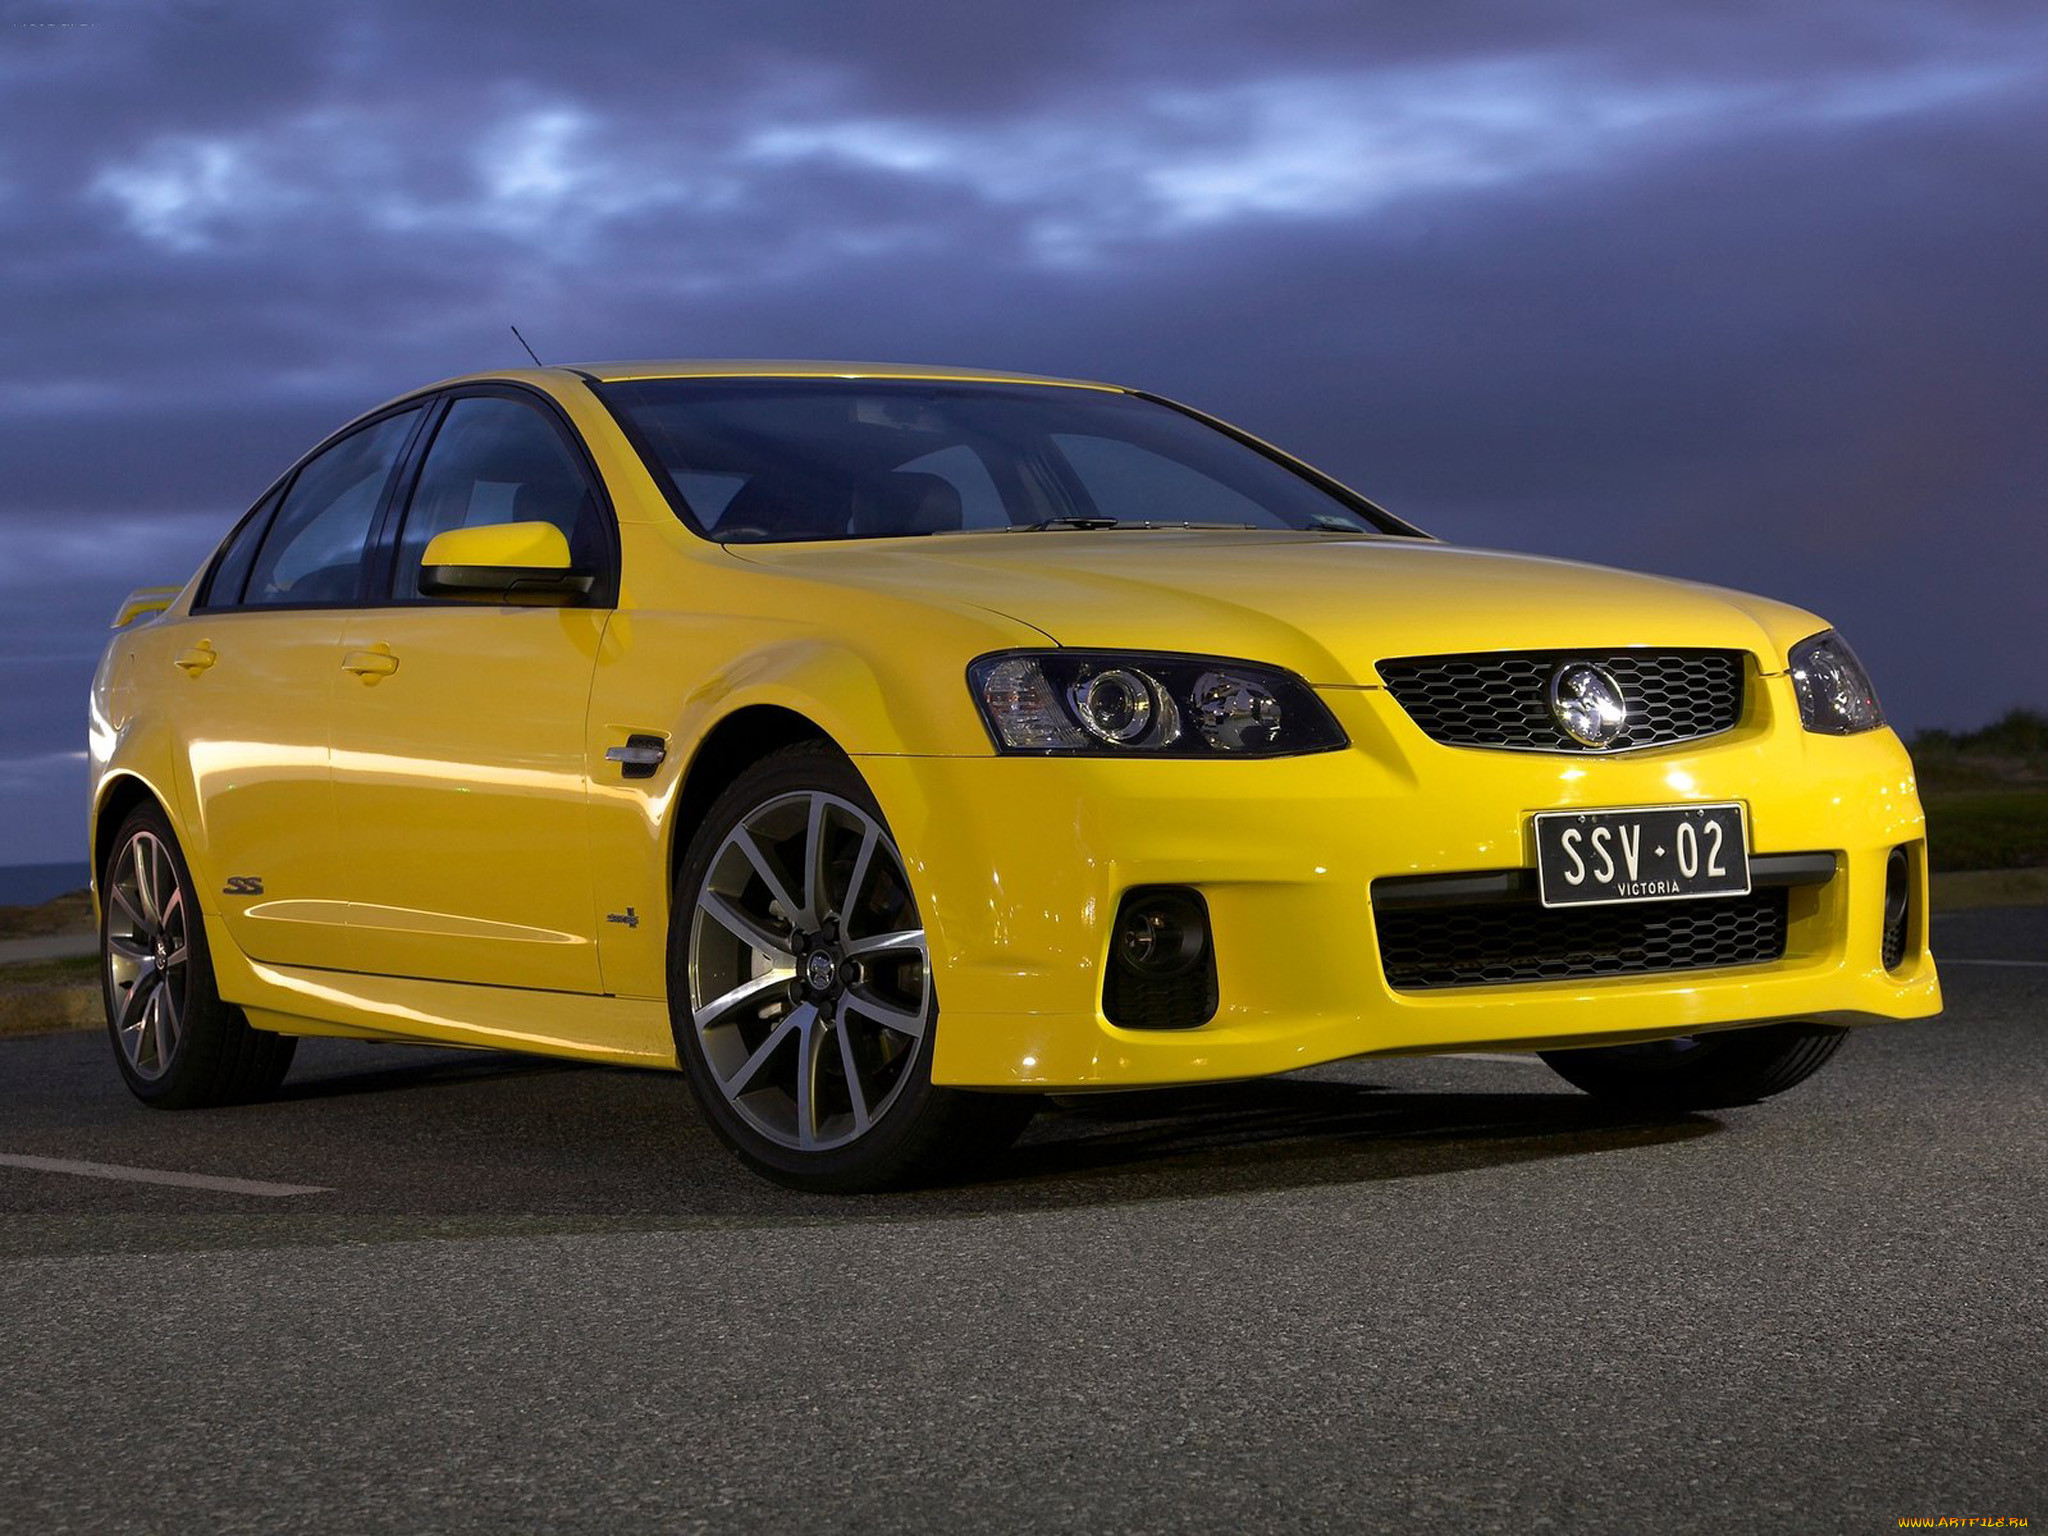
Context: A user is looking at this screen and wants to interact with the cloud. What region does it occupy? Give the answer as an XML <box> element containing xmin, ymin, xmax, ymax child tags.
<box><xmin>93</xmin><ymin>135</ymin><xmax>267</xmax><ymax>251</ymax></box>
<box><xmin>74</xmin><ymin>31</ymin><xmax>2046</xmax><ymax>272</ymax></box>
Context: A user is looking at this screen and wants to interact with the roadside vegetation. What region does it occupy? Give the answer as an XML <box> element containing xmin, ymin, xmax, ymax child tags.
<box><xmin>0</xmin><ymin>954</ymin><xmax>96</xmax><ymax>986</ymax></box>
<box><xmin>1910</xmin><ymin>708</ymin><xmax>2048</xmax><ymax>871</ymax></box>
<box><xmin>0</xmin><ymin>887</ymin><xmax>91</xmax><ymax>939</ymax></box>
<box><xmin>0</xmin><ymin>954</ymin><xmax>97</xmax><ymax>1037</ymax></box>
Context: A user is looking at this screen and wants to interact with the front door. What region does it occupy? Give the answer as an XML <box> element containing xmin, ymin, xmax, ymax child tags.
<box><xmin>329</xmin><ymin>391</ymin><xmax>614</xmax><ymax>993</ymax></box>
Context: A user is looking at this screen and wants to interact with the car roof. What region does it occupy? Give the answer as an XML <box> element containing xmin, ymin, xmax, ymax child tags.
<box><xmin>416</xmin><ymin>359</ymin><xmax>1123</xmax><ymax>392</ymax></box>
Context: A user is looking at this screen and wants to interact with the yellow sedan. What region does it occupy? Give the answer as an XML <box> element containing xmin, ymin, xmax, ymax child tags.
<box><xmin>88</xmin><ymin>361</ymin><xmax>1940</xmax><ymax>1189</ymax></box>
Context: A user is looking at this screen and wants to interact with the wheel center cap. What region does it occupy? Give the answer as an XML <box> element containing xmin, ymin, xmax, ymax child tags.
<box><xmin>804</xmin><ymin>950</ymin><xmax>839</xmax><ymax>993</ymax></box>
<box><xmin>154</xmin><ymin>938</ymin><xmax>170</xmax><ymax>969</ymax></box>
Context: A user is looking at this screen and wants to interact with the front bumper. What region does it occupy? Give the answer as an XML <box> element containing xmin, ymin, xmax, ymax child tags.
<box><xmin>859</xmin><ymin>675</ymin><xmax>1941</xmax><ymax>1089</ymax></box>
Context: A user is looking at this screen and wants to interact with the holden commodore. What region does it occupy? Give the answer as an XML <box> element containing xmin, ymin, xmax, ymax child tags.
<box><xmin>88</xmin><ymin>360</ymin><xmax>1941</xmax><ymax>1189</ymax></box>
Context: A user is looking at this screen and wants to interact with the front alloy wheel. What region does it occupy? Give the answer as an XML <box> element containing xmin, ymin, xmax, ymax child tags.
<box><xmin>670</xmin><ymin>743</ymin><xmax>1033</xmax><ymax>1190</ymax></box>
<box><xmin>691</xmin><ymin>784</ymin><xmax>929</xmax><ymax>1153</ymax></box>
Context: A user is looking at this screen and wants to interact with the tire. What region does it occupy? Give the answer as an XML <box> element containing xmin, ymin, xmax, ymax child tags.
<box><xmin>100</xmin><ymin>804</ymin><xmax>297</xmax><ymax>1108</ymax></box>
<box><xmin>668</xmin><ymin>741</ymin><xmax>1035</xmax><ymax>1192</ymax></box>
<box><xmin>1538</xmin><ymin>1021</ymin><xmax>1847</xmax><ymax>1112</ymax></box>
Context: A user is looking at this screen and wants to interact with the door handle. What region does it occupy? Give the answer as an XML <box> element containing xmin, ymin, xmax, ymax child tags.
<box><xmin>341</xmin><ymin>647</ymin><xmax>400</xmax><ymax>682</ymax></box>
<box><xmin>174</xmin><ymin>643</ymin><xmax>217</xmax><ymax>677</ymax></box>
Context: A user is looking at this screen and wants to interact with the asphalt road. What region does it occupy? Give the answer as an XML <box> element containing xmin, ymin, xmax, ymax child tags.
<box><xmin>2</xmin><ymin>911</ymin><xmax>2042</xmax><ymax>1535</ymax></box>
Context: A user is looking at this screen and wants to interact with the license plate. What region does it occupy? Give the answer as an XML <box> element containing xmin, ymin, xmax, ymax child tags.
<box><xmin>1532</xmin><ymin>803</ymin><xmax>1750</xmax><ymax>908</ymax></box>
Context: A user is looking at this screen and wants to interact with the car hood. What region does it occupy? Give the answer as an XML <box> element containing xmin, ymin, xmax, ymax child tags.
<box><xmin>725</xmin><ymin>531</ymin><xmax>1825</xmax><ymax>687</ymax></box>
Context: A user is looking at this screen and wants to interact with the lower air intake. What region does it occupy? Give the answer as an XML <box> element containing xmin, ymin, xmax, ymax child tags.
<box><xmin>1373</xmin><ymin>887</ymin><xmax>1789</xmax><ymax>991</ymax></box>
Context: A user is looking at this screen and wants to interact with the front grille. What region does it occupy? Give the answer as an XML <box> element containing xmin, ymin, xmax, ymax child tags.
<box><xmin>1374</xmin><ymin>887</ymin><xmax>1788</xmax><ymax>991</ymax></box>
<box><xmin>1377</xmin><ymin>648</ymin><xmax>1746</xmax><ymax>752</ymax></box>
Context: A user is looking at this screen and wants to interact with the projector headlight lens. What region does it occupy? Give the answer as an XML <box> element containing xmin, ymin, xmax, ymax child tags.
<box><xmin>1070</xmin><ymin>668</ymin><xmax>1176</xmax><ymax>746</ymax></box>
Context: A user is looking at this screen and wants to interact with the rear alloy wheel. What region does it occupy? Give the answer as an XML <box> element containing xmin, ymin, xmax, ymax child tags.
<box><xmin>101</xmin><ymin>804</ymin><xmax>296</xmax><ymax>1108</ymax></box>
<box><xmin>670</xmin><ymin>742</ymin><xmax>1034</xmax><ymax>1191</ymax></box>
<box><xmin>1539</xmin><ymin>1021</ymin><xmax>1848</xmax><ymax>1112</ymax></box>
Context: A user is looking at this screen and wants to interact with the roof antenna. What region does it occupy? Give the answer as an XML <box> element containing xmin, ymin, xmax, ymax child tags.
<box><xmin>509</xmin><ymin>324</ymin><xmax>544</xmax><ymax>367</ymax></box>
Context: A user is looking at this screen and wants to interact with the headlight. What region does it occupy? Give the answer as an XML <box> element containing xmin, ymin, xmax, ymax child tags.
<box><xmin>1787</xmin><ymin>630</ymin><xmax>1886</xmax><ymax>735</ymax></box>
<box><xmin>968</xmin><ymin>651</ymin><xmax>1347</xmax><ymax>757</ymax></box>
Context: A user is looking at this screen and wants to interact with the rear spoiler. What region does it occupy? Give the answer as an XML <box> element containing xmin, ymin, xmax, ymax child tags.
<box><xmin>111</xmin><ymin>586</ymin><xmax>185</xmax><ymax>630</ymax></box>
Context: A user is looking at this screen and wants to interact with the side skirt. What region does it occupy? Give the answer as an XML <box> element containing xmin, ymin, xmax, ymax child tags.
<box><xmin>204</xmin><ymin>914</ymin><xmax>679</xmax><ymax>1068</ymax></box>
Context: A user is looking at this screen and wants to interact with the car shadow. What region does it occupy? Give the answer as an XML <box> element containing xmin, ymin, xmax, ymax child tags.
<box><xmin>4</xmin><ymin>1032</ymin><xmax>1720</xmax><ymax>1250</ymax></box>
<box><xmin>236</xmin><ymin>1042</ymin><xmax>1719</xmax><ymax>1225</ymax></box>
<box><xmin>269</xmin><ymin>1048</ymin><xmax>585</xmax><ymax>1102</ymax></box>
<box><xmin>885</xmin><ymin>1080</ymin><xmax>1717</xmax><ymax>1214</ymax></box>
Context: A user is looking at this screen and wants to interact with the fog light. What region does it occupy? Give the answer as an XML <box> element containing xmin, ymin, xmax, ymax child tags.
<box><xmin>1114</xmin><ymin>889</ymin><xmax>1208</xmax><ymax>978</ymax></box>
<box><xmin>1105</xmin><ymin>887</ymin><xmax>1217</xmax><ymax>1029</ymax></box>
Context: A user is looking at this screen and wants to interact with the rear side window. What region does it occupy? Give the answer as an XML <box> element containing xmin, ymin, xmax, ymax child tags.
<box><xmin>243</xmin><ymin>409</ymin><xmax>421</xmax><ymax>607</ymax></box>
<box><xmin>196</xmin><ymin>486</ymin><xmax>282</xmax><ymax>610</ymax></box>
<box><xmin>390</xmin><ymin>396</ymin><xmax>605</xmax><ymax>599</ymax></box>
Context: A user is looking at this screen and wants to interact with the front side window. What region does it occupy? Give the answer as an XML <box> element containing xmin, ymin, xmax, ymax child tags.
<box><xmin>595</xmin><ymin>379</ymin><xmax>1399</xmax><ymax>543</ymax></box>
<box><xmin>243</xmin><ymin>409</ymin><xmax>422</xmax><ymax>607</ymax></box>
<box><xmin>391</xmin><ymin>396</ymin><xmax>605</xmax><ymax>598</ymax></box>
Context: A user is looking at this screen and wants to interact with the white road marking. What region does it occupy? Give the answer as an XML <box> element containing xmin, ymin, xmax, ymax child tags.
<box><xmin>1939</xmin><ymin>958</ymin><xmax>2048</xmax><ymax>969</ymax></box>
<box><xmin>1439</xmin><ymin>1052</ymin><xmax>1546</xmax><ymax>1066</ymax></box>
<box><xmin>0</xmin><ymin>1154</ymin><xmax>329</xmax><ymax>1198</ymax></box>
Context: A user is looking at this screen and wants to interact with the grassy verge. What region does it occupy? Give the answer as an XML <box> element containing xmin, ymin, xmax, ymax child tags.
<box><xmin>1923</xmin><ymin>788</ymin><xmax>2048</xmax><ymax>871</ymax></box>
<box><xmin>0</xmin><ymin>956</ymin><xmax>100</xmax><ymax>1037</ymax></box>
<box><xmin>0</xmin><ymin>888</ymin><xmax>92</xmax><ymax>940</ymax></box>
<box><xmin>1932</xmin><ymin>868</ymin><xmax>2048</xmax><ymax>910</ymax></box>
<box><xmin>0</xmin><ymin>954</ymin><xmax>98</xmax><ymax>986</ymax></box>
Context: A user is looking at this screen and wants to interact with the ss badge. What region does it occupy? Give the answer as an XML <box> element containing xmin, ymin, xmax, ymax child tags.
<box><xmin>222</xmin><ymin>876</ymin><xmax>265</xmax><ymax>896</ymax></box>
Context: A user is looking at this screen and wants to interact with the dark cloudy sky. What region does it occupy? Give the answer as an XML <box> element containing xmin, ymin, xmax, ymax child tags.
<box><xmin>3</xmin><ymin>0</ymin><xmax>2044</xmax><ymax>865</ymax></box>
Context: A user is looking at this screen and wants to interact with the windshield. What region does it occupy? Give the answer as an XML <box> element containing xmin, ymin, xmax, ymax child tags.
<box><xmin>592</xmin><ymin>378</ymin><xmax>1407</xmax><ymax>543</ymax></box>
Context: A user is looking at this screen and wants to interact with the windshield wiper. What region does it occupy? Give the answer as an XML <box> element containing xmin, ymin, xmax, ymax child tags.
<box><xmin>1008</xmin><ymin>516</ymin><xmax>1124</xmax><ymax>531</ymax></box>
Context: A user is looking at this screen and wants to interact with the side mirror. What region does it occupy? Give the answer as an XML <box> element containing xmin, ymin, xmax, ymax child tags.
<box><xmin>419</xmin><ymin>521</ymin><xmax>595</xmax><ymax>602</ymax></box>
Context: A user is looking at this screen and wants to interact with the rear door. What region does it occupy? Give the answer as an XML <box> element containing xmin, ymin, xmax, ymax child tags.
<box><xmin>329</xmin><ymin>388</ymin><xmax>614</xmax><ymax>993</ymax></box>
<box><xmin>169</xmin><ymin>406</ymin><xmax>426</xmax><ymax>970</ymax></box>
